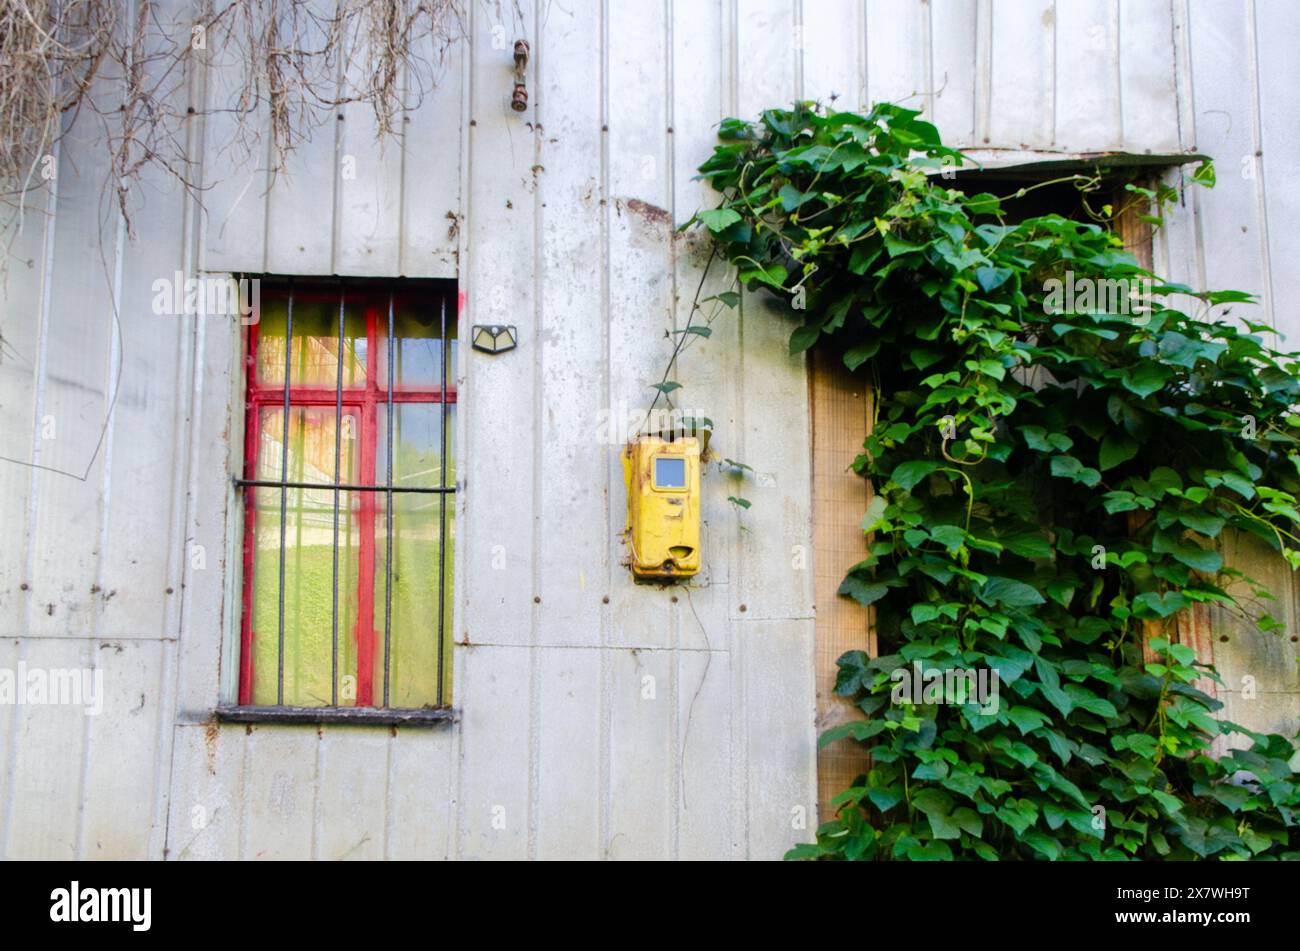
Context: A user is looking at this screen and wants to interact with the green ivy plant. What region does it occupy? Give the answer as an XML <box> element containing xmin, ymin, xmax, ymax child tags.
<box><xmin>690</xmin><ymin>101</ymin><xmax>1300</xmax><ymax>860</ymax></box>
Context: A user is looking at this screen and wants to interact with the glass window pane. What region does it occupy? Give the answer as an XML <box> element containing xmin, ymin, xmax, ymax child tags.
<box><xmin>257</xmin><ymin>294</ymin><xmax>367</xmax><ymax>388</ymax></box>
<box><xmin>250</xmin><ymin>487</ymin><xmax>361</xmax><ymax>707</ymax></box>
<box><xmin>256</xmin><ymin>406</ymin><xmax>359</xmax><ymax>483</ymax></box>
<box><xmin>250</xmin><ymin>409</ymin><xmax>359</xmax><ymax>707</ymax></box>
<box><xmin>377</xmin><ymin>296</ymin><xmax>457</xmax><ymax>390</ymax></box>
<box><xmin>371</xmin><ymin>492</ymin><xmax>454</xmax><ymax>707</ymax></box>
<box><xmin>377</xmin><ymin>403</ymin><xmax>455</xmax><ymax>488</ymax></box>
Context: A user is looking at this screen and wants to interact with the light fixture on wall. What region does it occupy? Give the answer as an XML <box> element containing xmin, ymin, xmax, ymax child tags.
<box><xmin>471</xmin><ymin>324</ymin><xmax>518</xmax><ymax>354</ymax></box>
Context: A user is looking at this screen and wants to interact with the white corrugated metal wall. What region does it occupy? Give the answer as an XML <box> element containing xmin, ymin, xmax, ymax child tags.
<box><xmin>0</xmin><ymin>0</ymin><xmax>1296</xmax><ymax>859</ymax></box>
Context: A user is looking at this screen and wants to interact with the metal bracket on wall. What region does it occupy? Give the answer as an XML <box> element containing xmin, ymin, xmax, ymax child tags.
<box><xmin>511</xmin><ymin>40</ymin><xmax>530</xmax><ymax>112</ymax></box>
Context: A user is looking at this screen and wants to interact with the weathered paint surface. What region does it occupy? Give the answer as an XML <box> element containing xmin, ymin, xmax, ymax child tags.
<box><xmin>0</xmin><ymin>0</ymin><xmax>1296</xmax><ymax>859</ymax></box>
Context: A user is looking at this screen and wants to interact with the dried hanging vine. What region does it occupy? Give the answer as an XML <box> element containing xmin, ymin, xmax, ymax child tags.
<box><xmin>692</xmin><ymin>101</ymin><xmax>1300</xmax><ymax>860</ymax></box>
<box><xmin>0</xmin><ymin>0</ymin><xmax>471</xmax><ymax>249</ymax></box>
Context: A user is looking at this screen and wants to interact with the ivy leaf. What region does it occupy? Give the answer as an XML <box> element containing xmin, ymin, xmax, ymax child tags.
<box><xmin>789</xmin><ymin>324</ymin><xmax>821</xmax><ymax>354</ymax></box>
<box><xmin>697</xmin><ymin>208</ymin><xmax>742</xmax><ymax>232</ymax></box>
<box><xmin>965</xmin><ymin>358</ymin><xmax>1006</xmax><ymax>381</ymax></box>
<box><xmin>1099</xmin><ymin>432</ymin><xmax>1138</xmax><ymax>471</ymax></box>
<box><xmin>839</xmin><ymin>575</ymin><xmax>889</xmax><ymax>607</ymax></box>
<box><xmin>1022</xmin><ymin>831</ymin><xmax>1062</xmax><ymax>860</ymax></box>
<box><xmin>974</xmin><ymin>266</ymin><xmax>1012</xmax><ymax>292</ymax></box>
<box><xmin>891</xmin><ymin>460</ymin><xmax>940</xmax><ymax>491</ymax></box>
<box><xmin>652</xmin><ymin>381</ymin><xmax>681</xmax><ymax>394</ymax></box>
<box><xmin>978</xmin><ymin>577</ymin><xmax>1046</xmax><ymax>609</ymax></box>
<box><xmin>1152</xmin><ymin>529</ymin><xmax>1222</xmax><ymax>573</ymax></box>
<box><xmin>1050</xmin><ymin>455</ymin><xmax>1101</xmax><ymax>487</ymax></box>
<box><xmin>1178</xmin><ymin>510</ymin><xmax>1225</xmax><ymax>538</ymax></box>
<box><xmin>817</xmin><ymin>718</ymin><xmax>886</xmax><ymax>748</ymax></box>
<box><xmin>778</xmin><ymin>184</ymin><xmax>813</xmax><ymax>211</ymax></box>
<box><xmin>1006</xmin><ymin>706</ymin><xmax>1050</xmax><ymax>734</ymax></box>
<box><xmin>860</xmin><ymin>495</ymin><xmax>889</xmax><ymax>532</ymax></box>
<box><xmin>1122</xmin><ymin>362</ymin><xmax>1171</xmax><ymax>398</ymax></box>
<box><xmin>843</xmin><ymin>338</ymin><xmax>882</xmax><ymax>371</ymax></box>
<box><xmin>1134</xmin><ymin>590</ymin><xmax>1187</xmax><ymax>618</ymax></box>
<box><xmin>738</xmin><ymin>262</ymin><xmax>788</xmax><ymax>290</ymax></box>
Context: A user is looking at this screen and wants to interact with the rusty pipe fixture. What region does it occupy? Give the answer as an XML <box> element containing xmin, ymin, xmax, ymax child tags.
<box><xmin>511</xmin><ymin>39</ymin><xmax>530</xmax><ymax>112</ymax></box>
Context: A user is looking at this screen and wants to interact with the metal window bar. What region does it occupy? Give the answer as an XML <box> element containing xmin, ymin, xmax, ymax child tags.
<box><xmin>237</xmin><ymin>283</ymin><xmax>455</xmax><ymax>713</ymax></box>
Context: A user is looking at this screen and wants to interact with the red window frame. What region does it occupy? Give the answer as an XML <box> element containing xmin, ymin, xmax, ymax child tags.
<box><xmin>238</xmin><ymin>283</ymin><xmax>455</xmax><ymax>711</ymax></box>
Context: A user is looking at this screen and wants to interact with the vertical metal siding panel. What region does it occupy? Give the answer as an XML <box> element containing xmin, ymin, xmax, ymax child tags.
<box><xmin>175</xmin><ymin>0</ymin><xmax>242</xmax><ymax>718</ymax></box>
<box><xmin>535</xmin><ymin>649</ymin><xmax>602</xmax><ymax>858</ymax></box>
<box><xmin>1053</xmin><ymin>0</ymin><xmax>1122</xmax><ymax>152</ymax></box>
<box><xmin>973</xmin><ymin>0</ymin><xmax>994</xmax><ymax>146</ymax></box>
<box><xmin>97</xmin><ymin>176</ymin><xmax>189</xmax><ymax>640</ymax></box>
<box><xmin>602</xmin><ymin>0</ymin><xmax>679</xmax><ymax>859</ymax></box>
<box><xmin>1118</xmin><ymin>0</ymin><xmax>1181</xmax><ymax>153</ymax></box>
<box><xmin>239</xmin><ymin>726</ymin><xmax>319</xmax><ymax>859</ymax></box>
<box><xmin>0</xmin><ymin>636</ymin><xmax>16</xmax><ymax>855</ymax></box>
<box><xmin>675</xmin><ymin>648</ymin><xmax>735</xmax><ymax>858</ymax></box>
<box><xmin>171</xmin><ymin>325</ymin><xmax>238</xmax><ymax>711</ymax></box>
<box><xmin>1207</xmin><ymin>2</ymin><xmax>1300</xmax><ymax>740</ymax></box>
<box><xmin>671</xmin><ymin>0</ymin><xmax>735</xmax><ymax>638</ymax></box>
<box><xmin>800</xmin><ymin>0</ymin><xmax>863</xmax><ymax>106</ymax></box>
<box><xmin>929</xmin><ymin>0</ymin><xmax>980</xmax><ymax>148</ymax></box>
<box><xmin>80</xmin><ymin>640</ymin><xmax>168</xmax><ymax>858</ymax></box>
<box><xmin>459</xmin><ymin>2</ymin><xmax>536</xmax><ymax>651</ymax></box>
<box><xmin>315</xmin><ymin>729</ymin><xmax>389</xmax><ymax>859</ymax></box>
<box><xmin>336</xmin><ymin>17</ymin><xmax>403</xmax><ymax>277</ymax></box>
<box><xmin>264</xmin><ymin>2</ymin><xmax>339</xmax><ymax>275</ymax></box>
<box><xmin>605</xmin><ymin>0</ymin><xmax>675</xmax><ymax>652</ymax></box>
<box><xmin>744</xmin><ymin>619</ymin><xmax>817</xmax><ymax>859</ymax></box>
<box><xmin>1170</xmin><ymin>0</ymin><xmax>1196</xmax><ymax>153</ymax></box>
<box><xmin>385</xmin><ymin>729</ymin><xmax>456</xmax><ymax>859</ymax></box>
<box><xmin>735</xmin><ymin>0</ymin><xmax>817</xmax><ymax>862</ymax></box>
<box><xmin>456</xmin><ymin>644</ymin><xmax>531</xmax><ymax>858</ymax></box>
<box><xmin>1151</xmin><ymin>178</ymin><xmax>1203</xmax><ymax>322</ymax></box>
<box><xmin>669</xmin><ymin>0</ymin><xmax>737</xmax><ymax>857</ymax></box>
<box><xmin>735</xmin><ymin>1</ymin><xmax>813</xmax><ymax>624</ymax></box>
<box><xmin>165</xmin><ymin>723</ymin><xmax>246</xmax><ymax>859</ymax></box>
<box><xmin>1183</xmin><ymin>2</ymin><xmax>1268</xmax><ymax>311</ymax></box>
<box><xmin>1252</xmin><ymin>0</ymin><xmax>1299</xmax><ymax>341</ymax></box>
<box><xmin>199</xmin><ymin>17</ymin><xmax>270</xmax><ymax>274</ymax></box>
<box><xmin>26</xmin><ymin>124</ymin><xmax>119</xmax><ymax>639</ymax></box>
<box><xmin>528</xmin><ymin>0</ymin><xmax>606</xmax><ymax>860</ymax></box>
<box><xmin>986</xmin><ymin>0</ymin><xmax>1055</xmax><ymax>149</ymax></box>
<box><xmin>1151</xmin><ymin>3</ymin><xmax>1202</xmax><ymax>302</ymax></box>
<box><xmin>865</xmin><ymin>0</ymin><xmax>930</xmax><ymax>113</ymax></box>
<box><xmin>149</xmin><ymin>0</ymin><xmax>206</xmax><ymax>863</ymax></box>
<box><xmin>605</xmin><ymin>647</ymin><xmax>675</xmax><ymax>858</ymax></box>
<box><xmin>4</xmin><ymin>638</ymin><xmax>92</xmax><ymax>857</ymax></box>
<box><xmin>536</xmin><ymin>1</ymin><xmax>606</xmax><ymax>650</ymax></box>
<box><xmin>0</xmin><ymin>209</ymin><xmax>50</xmax><ymax>633</ymax></box>
<box><xmin>399</xmin><ymin>17</ymin><xmax>465</xmax><ymax>277</ymax></box>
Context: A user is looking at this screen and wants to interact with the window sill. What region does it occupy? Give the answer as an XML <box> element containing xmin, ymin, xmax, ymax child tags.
<box><xmin>215</xmin><ymin>704</ymin><xmax>455</xmax><ymax>727</ymax></box>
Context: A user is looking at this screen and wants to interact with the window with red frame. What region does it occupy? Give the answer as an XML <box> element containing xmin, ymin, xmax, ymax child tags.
<box><xmin>234</xmin><ymin>280</ymin><xmax>455</xmax><ymax>719</ymax></box>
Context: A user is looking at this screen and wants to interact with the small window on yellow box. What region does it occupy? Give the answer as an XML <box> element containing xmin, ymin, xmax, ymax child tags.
<box><xmin>654</xmin><ymin>456</ymin><xmax>687</xmax><ymax>489</ymax></box>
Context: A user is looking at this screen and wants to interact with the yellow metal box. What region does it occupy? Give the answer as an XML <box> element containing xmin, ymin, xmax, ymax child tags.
<box><xmin>622</xmin><ymin>436</ymin><xmax>701</xmax><ymax>580</ymax></box>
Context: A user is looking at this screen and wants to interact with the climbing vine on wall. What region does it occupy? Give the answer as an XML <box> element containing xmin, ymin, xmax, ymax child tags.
<box><xmin>691</xmin><ymin>101</ymin><xmax>1300</xmax><ymax>860</ymax></box>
